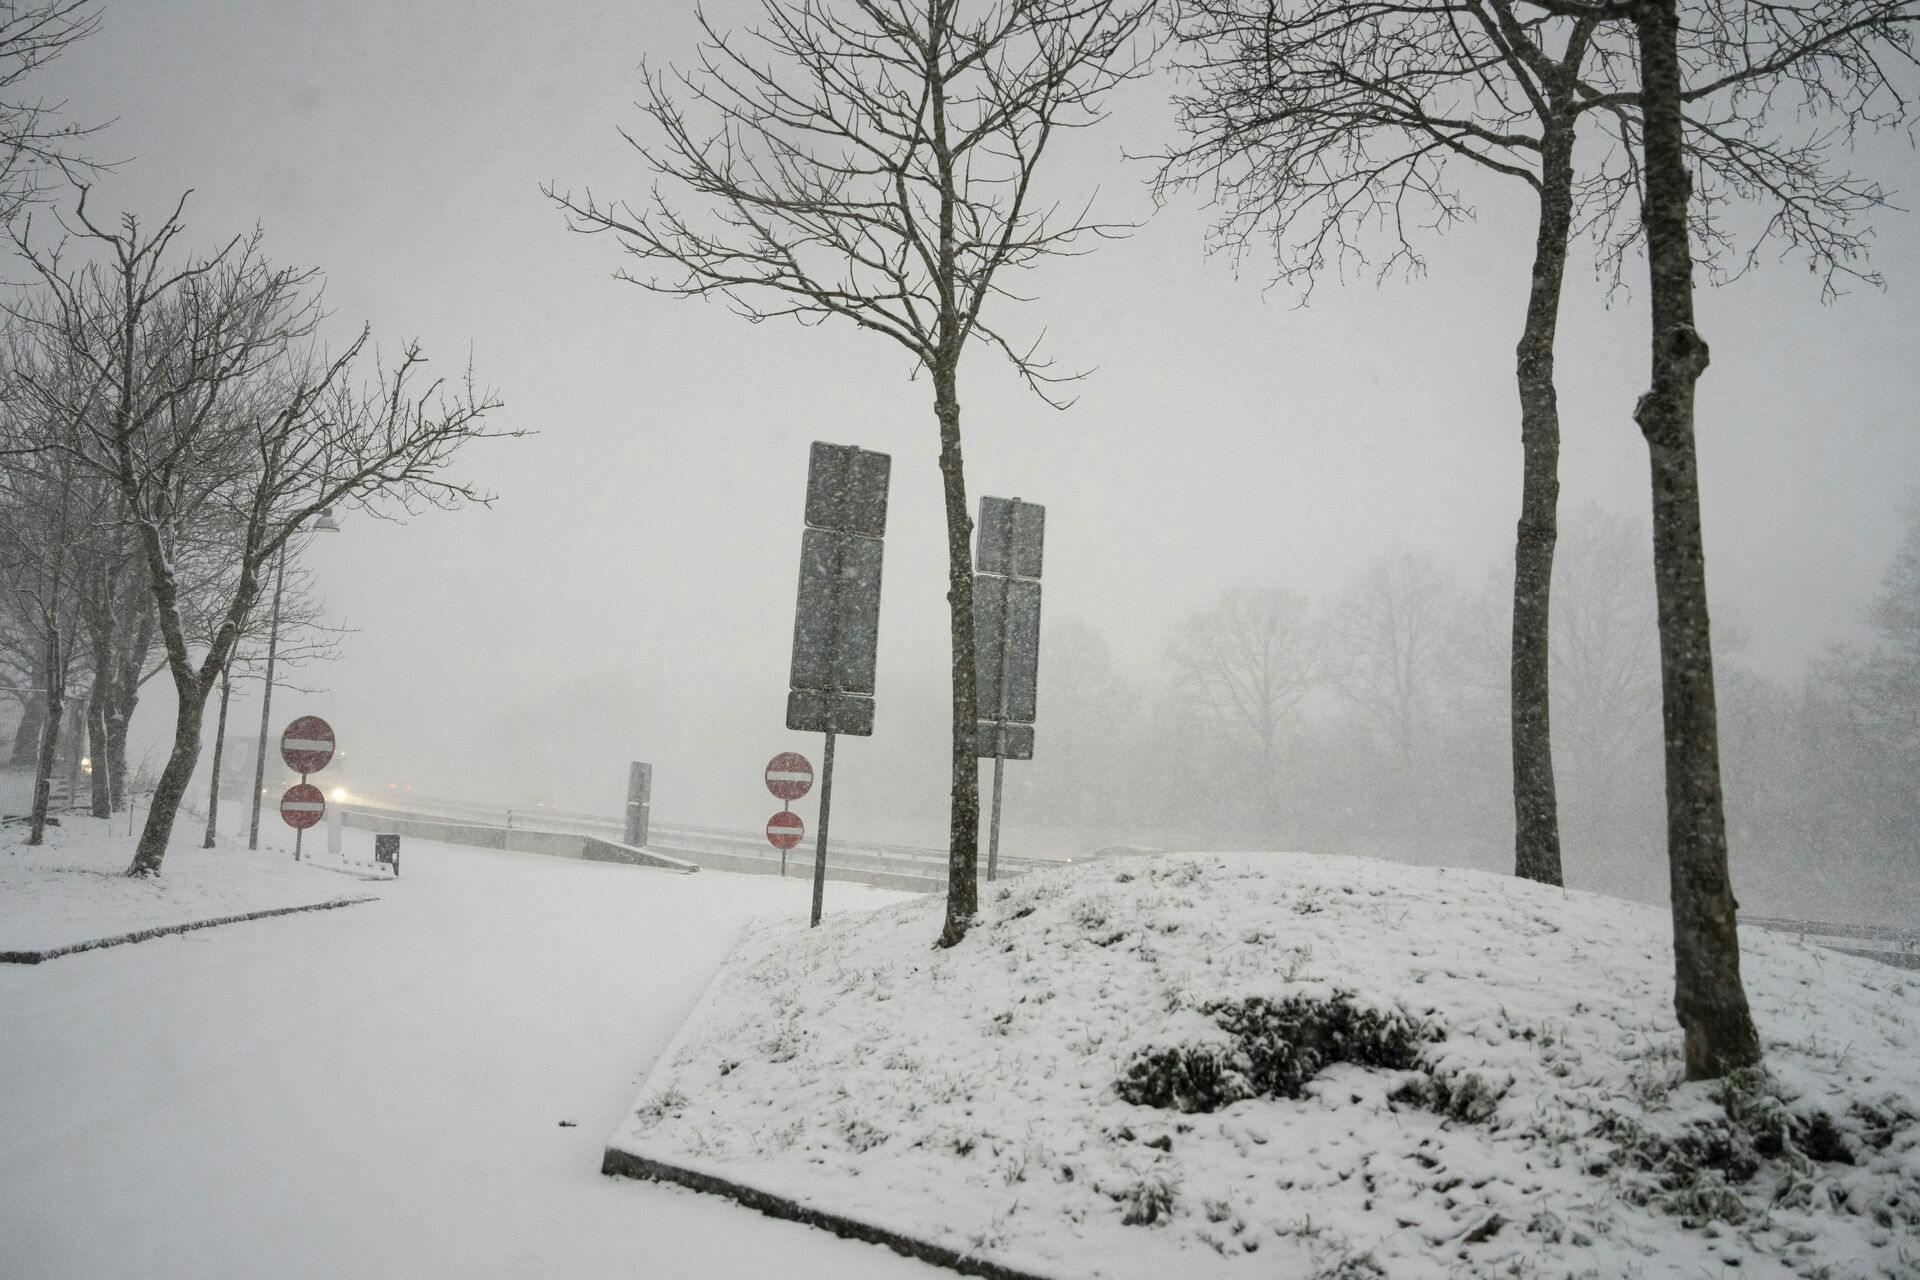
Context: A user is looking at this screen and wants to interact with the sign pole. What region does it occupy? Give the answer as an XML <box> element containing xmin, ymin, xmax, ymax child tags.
<box><xmin>810</xmin><ymin>729</ymin><xmax>836</xmax><ymax>928</ymax></box>
<box><xmin>780</xmin><ymin>803</ymin><xmax>790</xmax><ymax>878</ymax></box>
<box><xmin>985</xmin><ymin>499</ymin><xmax>1022</xmax><ymax>882</ymax></box>
<box><xmin>988</xmin><ymin>750</ymin><xmax>1007</xmax><ymax>882</ymax></box>
<box><xmin>295</xmin><ymin>771</ymin><xmax>306</xmax><ymax>861</ymax></box>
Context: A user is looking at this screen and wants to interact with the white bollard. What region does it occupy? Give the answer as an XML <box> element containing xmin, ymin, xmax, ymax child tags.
<box><xmin>326</xmin><ymin>802</ymin><xmax>342</xmax><ymax>857</ymax></box>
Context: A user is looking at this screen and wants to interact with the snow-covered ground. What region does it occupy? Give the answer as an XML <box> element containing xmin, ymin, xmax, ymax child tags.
<box><xmin>613</xmin><ymin>852</ymin><xmax>1920</xmax><ymax>1280</ymax></box>
<box><xmin>0</xmin><ymin>820</ymin><xmax>937</xmax><ymax>1279</ymax></box>
<box><xmin>2</xmin><ymin>808</ymin><xmax>381</xmax><ymax>955</ymax></box>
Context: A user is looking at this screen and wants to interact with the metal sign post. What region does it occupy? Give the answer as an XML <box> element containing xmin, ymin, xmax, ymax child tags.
<box><xmin>973</xmin><ymin>496</ymin><xmax>1045</xmax><ymax>881</ymax></box>
<box><xmin>786</xmin><ymin>442</ymin><xmax>890</xmax><ymax>925</ymax></box>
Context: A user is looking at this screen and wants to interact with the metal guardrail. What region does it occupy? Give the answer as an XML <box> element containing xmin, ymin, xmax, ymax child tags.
<box><xmin>1748</xmin><ymin>915</ymin><xmax>1920</xmax><ymax>971</ymax></box>
<box><xmin>342</xmin><ymin>794</ymin><xmax>1050</xmax><ymax>874</ymax></box>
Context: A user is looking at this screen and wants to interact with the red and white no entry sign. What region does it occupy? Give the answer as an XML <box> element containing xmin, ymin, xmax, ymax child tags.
<box><xmin>766</xmin><ymin>809</ymin><xmax>805</xmax><ymax>850</ymax></box>
<box><xmin>280</xmin><ymin>782</ymin><xmax>326</xmax><ymax>830</ymax></box>
<box><xmin>765</xmin><ymin>751</ymin><xmax>813</xmax><ymax>801</ymax></box>
<box><xmin>281</xmin><ymin>715</ymin><xmax>336</xmax><ymax>775</ymax></box>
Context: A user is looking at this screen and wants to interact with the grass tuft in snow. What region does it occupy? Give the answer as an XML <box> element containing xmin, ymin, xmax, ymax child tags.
<box><xmin>1117</xmin><ymin>993</ymin><xmax>1434</xmax><ymax>1113</ymax></box>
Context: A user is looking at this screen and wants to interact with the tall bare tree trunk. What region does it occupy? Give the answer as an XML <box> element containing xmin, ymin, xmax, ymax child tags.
<box><xmin>935</xmin><ymin>364</ymin><xmax>982</xmax><ymax>948</ymax></box>
<box><xmin>27</xmin><ymin>632</ymin><xmax>63</xmax><ymax>846</ymax></box>
<box><xmin>129</xmin><ymin>690</ymin><xmax>205</xmax><ymax>876</ymax></box>
<box><xmin>204</xmin><ymin>664</ymin><xmax>233</xmax><ymax>848</ymax></box>
<box><xmin>1632</xmin><ymin>0</ymin><xmax>1762</xmax><ymax>1081</ymax></box>
<box><xmin>87</xmin><ymin>626</ymin><xmax>112</xmax><ymax>817</ymax></box>
<box><xmin>1511</xmin><ymin>114</ymin><xmax>1575</xmax><ymax>887</ymax></box>
<box><xmin>105</xmin><ymin>612</ymin><xmax>150</xmax><ymax>812</ymax></box>
<box><xmin>10</xmin><ymin>653</ymin><xmax>45</xmax><ymax>764</ymax></box>
<box><xmin>104</xmin><ymin>707</ymin><xmax>129</xmax><ymax>811</ymax></box>
<box><xmin>87</xmin><ymin>699</ymin><xmax>110</xmax><ymax>817</ymax></box>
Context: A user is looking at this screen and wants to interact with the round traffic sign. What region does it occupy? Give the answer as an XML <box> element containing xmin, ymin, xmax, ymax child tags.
<box><xmin>765</xmin><ymin>751</ymin><xmax>813</xmax><ymax>802</ymax></box>
<box><xmin>280</xmin><ymin>783</ymin><xmax>326</xmax><ymax>830</ymax></box>
<box><xmin>766</xmin><ymin>809</ymin><xmax>805</xmax><ymax>850</ymax></box>
<box><xmin>280</xmin><ymin>715</ymin><xmax>336</xmax><ymax>775</ymax></box>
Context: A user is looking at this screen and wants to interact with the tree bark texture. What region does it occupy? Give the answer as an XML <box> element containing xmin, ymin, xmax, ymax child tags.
<box><xmin>129</xmin><ymin>691</ymin><xmax>205</xmax><ymax>876</ymax></box>
<box><xmin>935</xmin><ymin>367</ymin><xmax>981</xmax><ymax>948</ymax></box>
<box><xmin>105</xmin><ymin>616</ymin><xmax>152</xmax><ymax>813</ymax></box>
<box><xmin>1631</xmin><ymin>0</ymin><xmax>1762</xmax><ymax>1081</ymax></box>
<box><xmin>204</xmin><ymin>666</ymin><xmax>233</xmax><ymax>848</ymax></box>
<box><xmin>1510</xmin><ymin>115</ymin><xmax>1576</xmax><ymax>887</ymax></box>
<box><xmin>87</xmin><ymin>624</ymin><xmax>113</xmax><ymax>817</ymax></box>
<box><xmin>27</xmin><ymin>632</ymin><xmax>63</xmax><ymax>846</ymax></box>
<box><xmin>10</xmin><ymin>656</ymin><xmax>45</xmax><ymax>764</ymax></box>
<box><xmin>87</xmin><ymin>698</ymin><xmax>110</xmax><ymax>818</ymax></box>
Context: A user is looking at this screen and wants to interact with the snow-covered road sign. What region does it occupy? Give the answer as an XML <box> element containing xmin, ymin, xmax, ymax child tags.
<box><xmin>975</xmin><ymin>496</ymin><xmax>1046</xmax><ymax>885</ymax></box>
<box><xmin>973</xmin><ymin>497</ymin><xmax>1044</xmax><ymax>761</ymax></box>
<box><xmin>280</xmin><ymin>715</ymin><xmax>335</xmax><ymax>774</ymax></box>
<box><xmin>765</xmin><ymin>752</ymin><xmax>813</xmax><ymax>801</ymax></box>
<box><xmin>766</xmin><ymin>810</ymin><xmax>805</xmax><ymax>850</ymax></box>
<box><xmin>280</xmin><ymin>783</ymin><xmax>325</xmax><ymax>830</ymax></box>
<box><xmin>787</xmin><ymin>442</ymin><xmax>889</xmax><ymax>737</ymax></box>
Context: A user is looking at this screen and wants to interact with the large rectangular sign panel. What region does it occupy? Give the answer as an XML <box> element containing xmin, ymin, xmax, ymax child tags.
<box><xmin>977</xmin><ymin>496</ymin><xmax>1045</xmax><ymax>580</ymax></box>
<box><xmin>975</xmin><ymin>574</ymin><xmax>1041</xmax><ymax>724</ymax></box>
<box><xmin>973</xmin><ymin>496</ymin><xmax>1044</xmax><ymax>760</ymax></box>
<box><xmin>787</xmin><ymin>442</ymin><xmax>890</xmax><ymax>737</ymax></box>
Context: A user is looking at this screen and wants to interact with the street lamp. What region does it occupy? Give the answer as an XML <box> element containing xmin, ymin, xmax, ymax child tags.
<box><xmin>247</xmin><ymin>509</ymin><xmax>340</xmax><ymax>849</ymax></box>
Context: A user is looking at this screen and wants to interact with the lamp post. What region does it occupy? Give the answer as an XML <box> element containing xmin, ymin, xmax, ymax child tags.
<box><xmin>247</xmin><ymin>508</ymin><xmax>340</xmax><ymax>849</ymax></box>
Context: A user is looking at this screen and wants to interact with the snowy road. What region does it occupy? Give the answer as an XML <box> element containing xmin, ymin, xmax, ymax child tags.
<box><xmin>1</xmin><ymin>833</ymin><xmax>939</xmax><ymax>1279</ymax></box>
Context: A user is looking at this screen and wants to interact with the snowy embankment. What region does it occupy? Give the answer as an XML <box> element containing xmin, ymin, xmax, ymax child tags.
<box><xmin>610</xmin><ymin>853</ymin><xmax>1920</xmax><ymax>1280</ymax></box>
<box><xmin>1</xmin><ymin>813</ymin><xmax>381</xmax><ymax>958</ymax></box>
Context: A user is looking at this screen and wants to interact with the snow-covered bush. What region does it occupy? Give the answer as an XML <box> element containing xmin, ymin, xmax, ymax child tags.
<box><xmin>1117</xmin><ymin>993</ymin><xmax>1433</xmax><ymax>1113</ymax></box>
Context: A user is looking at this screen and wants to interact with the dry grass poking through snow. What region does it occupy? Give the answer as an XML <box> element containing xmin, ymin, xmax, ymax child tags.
<box><xmin>609</xmin><ymin>853</ymin><xmax>1920</xmax><ymax>1279</ymax></box>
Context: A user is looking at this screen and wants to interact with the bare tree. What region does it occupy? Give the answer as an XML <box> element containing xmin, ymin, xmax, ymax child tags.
<box><xmin>0</xmin><ymin>423</ymin><xmax>92</xmax><ymax>841</ymax></box>
<box><xmin>548</xmin><ymin>0</ymin><xmax>1152</xmax><ymax>946</ymax></box>
<box><xmin>1618</xmin><ymin>0</ymin><xmax>1762</xmax><ymax>1080</ymax></box>
<box><xmin>1841</xmin><ymin>496</ymin><xmax>1920</xmax><ymax>826</ymax></box>
<box><xmin>1331</xmin><ymin>548</ymin><xmax>1460</xmax><ymax>767</ymax></box>
<box><xmin>0</xmin><ymin>1</ymin><xmax>104</xmax><ymax>223</ymax></box>
<box><xmin>6</xmin><ymin>192</ymin><xmax>509</xmax><ymax>876</ymax></box>
<box><xmin>1167</xmin><ymin>585</ymin><xmax>1318</xmax><ymax>801</ymax></box>
<box><xmin>1161</xmin><ymin>0</ymin><xmax>1918</xmax><ymax>889</ymax></box>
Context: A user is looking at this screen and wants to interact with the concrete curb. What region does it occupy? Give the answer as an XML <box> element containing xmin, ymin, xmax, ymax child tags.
<box><xmin>0</xmin><ymin>895</ymin><xmax>379</xmax><ymax>965</ymax></box>
<box><xmin>600</xmin><ymin>1146</ymin><xmax>1056</xmax><ymax>1280</ymax></box>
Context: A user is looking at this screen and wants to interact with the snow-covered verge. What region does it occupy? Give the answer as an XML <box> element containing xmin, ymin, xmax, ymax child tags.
<box><xmin>609</xmin><ymin>852</ymin><xmax>1920</xmax><ymax>1280</ymax></box>
<box><xmin>1</xmin><ymin>812</ymin><xmax>383</xmax><ymax>956</ymax></box>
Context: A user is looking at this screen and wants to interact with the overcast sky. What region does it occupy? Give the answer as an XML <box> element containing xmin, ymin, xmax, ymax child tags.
<box><xmin>28</xmin><ymin>1</ymin><xmax>1918</xmax><ymax>836</ymax></box>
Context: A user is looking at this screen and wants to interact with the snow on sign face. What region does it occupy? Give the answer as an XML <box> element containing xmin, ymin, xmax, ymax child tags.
<box><xmin>764</xmin><ymin>751</ymin><xmax>813</xmax><ymax>801</ymax></box>
<box><xmin>765</xmin><ymin>810</ymin><xmax>805</xmax><ymax>850</ymax></box>
<box><xmin>279</xmin><ymin>783</ymin><xmax>326</xmax><ymax>830</ymax></box>
<box><xmin>280</xmin><ymin>715</ymin><xmax>336</xmax><ymax>775</ymax></box>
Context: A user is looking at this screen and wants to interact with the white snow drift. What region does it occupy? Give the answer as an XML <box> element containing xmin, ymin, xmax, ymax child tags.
<box><xmin>612</xmin><ymin>852</ymin><xmax>1920</xmax><ymax>1279</ymax></box>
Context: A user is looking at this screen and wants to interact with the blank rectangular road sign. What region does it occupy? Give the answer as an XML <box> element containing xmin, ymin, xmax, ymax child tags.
<box><xmin>971</xmin><ymin>720</ymin><xmax>1035</xmax><ymax>761</ymax></box>
<box><xmin>805</xmin><ymin>441</ymin><xmax>890</xmax><ymax>536</ymax></box>
<box><xmin>977</xmin><ymin>496</ymin><xmax>1044</xmax><ymax>579</ymax></box>
<box><xmin>786</xmin><ymin>689</ymin><xmax>876</xmax><ymax>737</ymax></box>
<box><xmin>788</xmin><ymin>442</ymin><xmax>890</xmax><ymax>737</ymax></box>
<box><xmin>790</xmin><ymin>528</ymin><xmax>884</xmax><ymax>697</ymax></box>
<box><xmin>974</xmin><ymin>575</ymin><xmax>1040</xmax><ymax>723</ymax></box>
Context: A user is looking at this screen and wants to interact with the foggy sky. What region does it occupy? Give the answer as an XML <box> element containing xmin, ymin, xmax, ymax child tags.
<box><xmin>29</xmin><ymin>1</ymin><xmax>1919</xmax><ymax>839</ymax></box>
